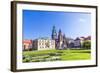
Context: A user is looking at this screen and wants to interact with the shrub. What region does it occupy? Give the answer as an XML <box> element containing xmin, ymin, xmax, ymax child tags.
<box><xmin>82</xmin><ymin>40</ymin><xmax>91</xmax><ymax>49</ymax></box>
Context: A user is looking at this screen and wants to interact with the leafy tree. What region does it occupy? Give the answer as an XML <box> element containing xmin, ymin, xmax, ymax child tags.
<box><xmin>82</xmin><ymin>40</ymin><xmax>91</xmax><ymax>49</ymax></box>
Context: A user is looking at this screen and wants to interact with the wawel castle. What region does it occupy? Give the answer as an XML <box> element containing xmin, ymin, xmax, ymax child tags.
<box><xmin>23</xmin><ymin>26</ymin><xmax>91</xmax><ymax>51</ymax></box>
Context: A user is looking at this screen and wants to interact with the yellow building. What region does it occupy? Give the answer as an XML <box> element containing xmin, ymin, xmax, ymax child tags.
<box><xmin>33</xmin><ymin>38</ymin><xmax>55</xmax><ymax>50</ymax></box>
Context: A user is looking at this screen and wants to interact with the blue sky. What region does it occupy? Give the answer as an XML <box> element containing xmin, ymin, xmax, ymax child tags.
<box><xmin>23</xmin><ymin>10</ymin><xmax>91</xmax><ymax>40</ymax></box>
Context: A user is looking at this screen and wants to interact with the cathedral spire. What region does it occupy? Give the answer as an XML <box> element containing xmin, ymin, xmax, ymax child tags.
<box><xmin>58</xmin><ymin>29</ymin><xmax>63</xmax><ymax>42</ymax></box>
<box><xmin>51</xmin><ymin>26</ymin><xmax>57</xmax><ymax>40</ymax></box>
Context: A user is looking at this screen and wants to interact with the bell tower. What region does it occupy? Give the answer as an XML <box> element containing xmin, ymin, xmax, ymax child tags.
<box><xmin>58</xmin><ymin>29</ymin><xmax>63</xmax><ymax>49</ymax></box>
<box><xmin>51</xmin><ymin>26</ymin><xmax>57</xmax><ymax>40</ymax></box>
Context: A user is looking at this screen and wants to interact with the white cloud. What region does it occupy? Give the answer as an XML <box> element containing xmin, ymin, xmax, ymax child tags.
<box><xmin>79</xmin><ymin>18</ymin><xmax>86</xmax><ymax>22</ymax></box>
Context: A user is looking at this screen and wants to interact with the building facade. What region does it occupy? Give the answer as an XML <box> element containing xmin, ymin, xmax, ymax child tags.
<box><xmin>23</xmin><ymin>40</ymin><xmax>33</xmax><ymax>51</ymax></box>
<box><xmin>33</xmin><ymin>38</ymin><xmax>55</xmax><ymax>50</ymax></box>
<box><xmin>73</xmin><ymin>37</ymin><xmax>81</xmax><ymax>48</ymax></box>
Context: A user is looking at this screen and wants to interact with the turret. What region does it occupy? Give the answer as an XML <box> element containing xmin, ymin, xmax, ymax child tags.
<box><xmin>51</xmin><ymin>26</ymin><xmax>57</xmax><ymax>40</ymax></box>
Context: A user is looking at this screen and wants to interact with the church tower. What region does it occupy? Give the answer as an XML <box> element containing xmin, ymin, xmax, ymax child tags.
<box><xmin>58</xmin><ymin>29</ymin><xmax>63</xmax><ymax>42</ymax></box>
<box><xmin>58</xmin><ymin>29</ymin><xmax>63</xmax><ymax>49</ymax></box>
<box><xmin>51</xmin><ymin>26</ymin><xmax>57</xmax><ymax>40</ymax></box>
<box><xmin>63</xmin><ymin>34</ymin><xmax>67</xmax><ymax>49</ymax></box>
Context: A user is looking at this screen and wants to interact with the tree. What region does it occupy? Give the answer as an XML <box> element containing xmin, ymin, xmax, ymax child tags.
<box><xmin>82</xmin><ymin>40</ymin><xmax>91</xmax><ymax>49</ymax></box>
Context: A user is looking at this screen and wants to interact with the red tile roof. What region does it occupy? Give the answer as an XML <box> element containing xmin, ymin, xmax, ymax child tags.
<box><xmin>23</xmin><ymin>40</ymin><xmax>32</xmax><ymax>44</ymax></box>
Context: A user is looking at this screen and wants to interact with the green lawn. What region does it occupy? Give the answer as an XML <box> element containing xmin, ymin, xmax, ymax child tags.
<box><xmin>23</xmin><ymin>49</ymin><xmax>91</xmax><ymax>63</ymax></box>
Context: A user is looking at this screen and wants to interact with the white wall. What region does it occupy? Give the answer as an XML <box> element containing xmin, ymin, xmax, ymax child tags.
<box><xmin>0</xmin><ymin>0</ymin><xmax>99</xmax><ymax>73</ymax></box>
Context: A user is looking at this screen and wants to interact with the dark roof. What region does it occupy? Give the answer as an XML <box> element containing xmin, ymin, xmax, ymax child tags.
<box><xmin>75</xmin><ymin>37</ymin><xmax>80</xmax><ymax>41</ymax></box>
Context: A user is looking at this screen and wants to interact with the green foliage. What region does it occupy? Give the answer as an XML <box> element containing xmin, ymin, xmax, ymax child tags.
<box><xmin>82</xmin><ymin>40</ymin><xmax>91</xmax><ymax>49</ymax></box>
<box><xmin>23</xmin><ymin>49</ymin><xmax>91</xmax><ymax>63</ymax></box>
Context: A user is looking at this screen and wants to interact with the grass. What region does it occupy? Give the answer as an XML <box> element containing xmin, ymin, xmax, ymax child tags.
<box><xmin>23</xmin><ymin>49</ymin><xmax>91</xmax><ymax>63</ymax></box>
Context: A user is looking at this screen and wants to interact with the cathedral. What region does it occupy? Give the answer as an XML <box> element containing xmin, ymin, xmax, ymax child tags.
<box><xmin>23</xmin><ymin>26</ymin><xmax>85</xmax><ymax>51</ymax></box>
<box><xmin>51</xmin><ymin>26</ymin><xmax>68</xmax><ymax>49</ymax></box>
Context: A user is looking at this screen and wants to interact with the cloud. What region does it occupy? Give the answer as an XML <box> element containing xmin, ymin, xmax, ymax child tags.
<box><xmin>79</xmin><ymin>18</ymin><xmax>86</xmax><ymax>22</ymax></box>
